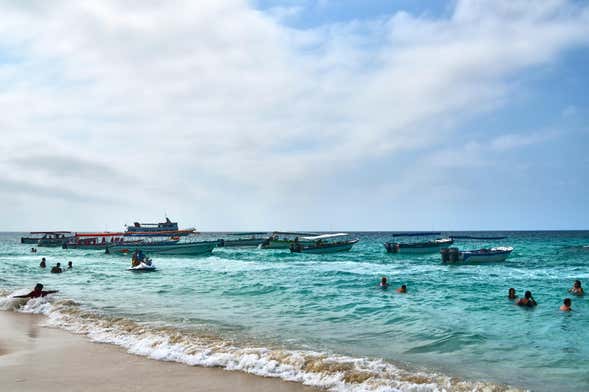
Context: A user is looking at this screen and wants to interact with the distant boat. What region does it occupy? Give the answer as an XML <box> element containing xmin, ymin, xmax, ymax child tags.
<box><xmin>260</xmin><ymin>232</ymin><xmax>319</xmax><ymax>249</ymax></box>
<box><xmin>440</xmin><ymin>247</ymin><xmax>513</xmax><ymax>263</ymax></box>
<box><xmin>106</xmin><ymin>239</ymin><xmax>218</xmax><ymax>256</ymax></box>
<box><xmin>218</xmin><ymin>232</ymin><xmax>268</xmax><ymax>248</ymax></box>
<box><xmin>124</xmin><ymin>217</ymin><xmax>196</xmax><ymax>237</ymax></box>
<box><xmin>290</xmin><ymin>233</ymin><xmax>359</xmax><ymax>254</ymax></box>
<box><xmin>34</xmin><ymin>232</ymin><xmax>74</xmax><ymax>247</ymax></box>
<box><xmin>21</xmin><ymin>231</ymin><xmax>72</xmax><ymax>245</ymax></box>
<box><xmin>63</xmin><ymin>232</ymin><xmax>141</xmax><ymax>250</ymax></box>
<box><xmin>384</xmin><ymin>232</ymin><xmax>453</xmax><ymax>253</ymax></box>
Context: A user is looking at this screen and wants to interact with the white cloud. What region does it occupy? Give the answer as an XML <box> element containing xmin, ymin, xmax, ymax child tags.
<box><xmin>0</xmin><ymin>0</ymin><xmax>588</xmax><ymax>229</ymax></box>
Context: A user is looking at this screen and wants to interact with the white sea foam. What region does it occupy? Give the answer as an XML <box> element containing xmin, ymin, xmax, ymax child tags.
<box><xmin>1</xmin><ymin>290</ymin><xmax>522</xmax><ymax>392</ymax></box>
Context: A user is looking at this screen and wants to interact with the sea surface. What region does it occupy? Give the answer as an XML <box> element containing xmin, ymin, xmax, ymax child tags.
<box><xmin>1</xmin><ymin>231</ymin><xmax>588</xmax><ymax>391</ymax></box>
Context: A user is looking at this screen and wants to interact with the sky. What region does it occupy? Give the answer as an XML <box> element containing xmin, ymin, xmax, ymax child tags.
<box><xmin>0</xmin><ymin>0</ymin><xmax>588</xmax><ymax>231</ymax></box>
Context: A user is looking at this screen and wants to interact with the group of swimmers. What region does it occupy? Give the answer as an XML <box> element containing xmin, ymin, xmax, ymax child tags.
<box><xmin>507</xmin><ymin>280</ymin><xmax>584</xmax><ymax>311</ymax></box>
<box><xmin>379</xmin><ymin>276</ymin><xmax>407</xmax><ymax>293</ymax></box>
<box><xmin>39</xmin><ymin>257</ymin><xmax>73</xmax><ymax>273</ymax></box>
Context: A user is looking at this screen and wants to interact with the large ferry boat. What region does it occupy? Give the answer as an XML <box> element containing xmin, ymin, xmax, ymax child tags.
<box><xmin>124</xmin><ymin>217</ymin><xmax>195</xmax><ymax>237</ymax></box>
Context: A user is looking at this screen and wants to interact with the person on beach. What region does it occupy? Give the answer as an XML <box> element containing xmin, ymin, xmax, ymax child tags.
<box><xmin>517</xmin><ymin>291</ymin><xmax>537</xmax><ymax>307</ymax></box>
<box><xmin>379</xmin><ymin>276</ymin><xmax>388</xmax><ymax>288</ymax></box>
<box><xmin>396</xmin><ymin>284</ymin><xmax>407</xmax><ymax>293</ymax></box>
<box><xmin>67</xmin><ymin>261</ymin><xmax>73</xmax><ymax>269</ymax></box>
<box><xmin>569</xmin><ymin>280</ymin><xmax>584</xmax><ymax>296</ymax></box>
<box><xmin>560</xmin><ymin>298</ymin><xmax>572</xmax><ymax>312</ymax></box>
<box><xmin>40</xmin><ymin>258</ymin><xmax>46</xmax><ymax>268</ymax></box>
<box><xmin>13</xmin><ymin>283</ymin><xmax>58</xmax><ymax>299</ymax></box>
<box><xmin>51</xmin><ymin>263</ymin><xmax>63</xmax><ymax>274</ymax></box>
<box><xmin>508</xmin><ymin>288</ymin><xmax>518</xmax><ymax>300</ymax></box>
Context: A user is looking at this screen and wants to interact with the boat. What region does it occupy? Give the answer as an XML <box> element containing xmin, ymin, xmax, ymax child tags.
<box><xmin>218</xmin><ymin>232</ymin><xmax>268</xmax><ymax>247</ymax></box>
<box><xmin>290</xmin><ymin>233</ymin><xmax>359</xmax><ymax>254</ymax></box>
<box><xmin>106</xmin><ymin>239</ymin><xmax>218</xmax><ymax>256</ymax></box>
<box><xmin>260</xmin><ymin>232</ymin><xmax>319</xmax><ymax>249</ymax></box>
<box><xmin>63</xmin><ymin>232</ymin><xmax>141</xmax><ymax>250</ymax></box>
<box><xmin>21</xmin><ymin>231</ymin><xmax>71</xmax><ymax>245</ymax></box>
<box><xmin>124</xmin><ymin>217</ymin><xmax>196</xmax><ymax>237</ymax></box>
<box><xmin>384</xmin><ymin>232</ymin><xmax>453</xmax><ymax>254</ymax></box>
<box><xmin>35</xmin><ymin>232</ymin><xmax>73</xmax><ymax>247</ymax></box>
<box><xmin>128</xmin><ymin>261</ymin><xmax>157</xmax><ymax>272</ymax></box>
<box><xmin>440</xmin><ymin>247</ymin><xmax>513</xmax><ymax>263</ymax></box>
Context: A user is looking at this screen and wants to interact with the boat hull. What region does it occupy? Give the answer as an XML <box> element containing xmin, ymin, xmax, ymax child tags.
<box><xmin>106</xmin><ymin>241</ymin><xmax>218</xmax><ymax>255</ymax></box>
<box><xmin>441</xmin><ymin>247</ymin><xmax>513</xmax><ymax>264</ymax></box>
<box><xmin>385</xmin><ymin>239</ymin><xmax>453</xmax><ymax>254</ymax></box>
<box><xmin>291</xmin><ymin>240</ymin><xmax>359</xmax><ymax>254</ymax></box>
<box><xmin>220</xmin><ymin>238</ymin><xmax>265</xmax><ymax>247</ymax></box>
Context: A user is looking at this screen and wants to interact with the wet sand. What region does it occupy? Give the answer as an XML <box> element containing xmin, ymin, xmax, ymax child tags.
<box><xmin>0</xmin><ymin>311</ymin><xmax>317</xmax><ymax>392</ymax></box>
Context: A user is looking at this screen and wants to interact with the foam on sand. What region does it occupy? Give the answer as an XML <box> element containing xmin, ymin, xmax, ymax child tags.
<box><xmin>0</xmin><ymin>290</ymin><xmax>522</xmax><ymax>392</ymax></box>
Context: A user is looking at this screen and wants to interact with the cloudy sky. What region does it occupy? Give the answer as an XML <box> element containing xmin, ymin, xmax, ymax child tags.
<box><xmin>0</xmin><ymin>0</ymin><xmax>588</xmax><ymax>231</ymax></box>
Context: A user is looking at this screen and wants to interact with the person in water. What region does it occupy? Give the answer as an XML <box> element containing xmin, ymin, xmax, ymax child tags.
<box><xmin>31</xmin><ymin>247</ymin><xmax>37</xmax><ymax>253</ymax></box>
<box><xmin>131</xmin><ymin>249</ymin><xmax>146</xmax><ymax>267</ymax></box>
<box><xmin>379</xmin><ymin>276</ymin><xmax>388</xmax><ymax>288</ymax></box>
<box><xmin>67</xmin><ymin>261</ymin><xmax>73</xmax><ymax>269</ymax></box>
<box><xmin>560</xmin><ymin>298</ymin><xmax>572</xmax><ymax>312</ymax></box>
<box><xmin>508</xmin><ymin>288</ymin><xmax>518</xmax><ymax>300</ymax></box>
<box><xmin>50</xmin><ymin>263</ymin><xmax>63</xmax><ymax>274</ymax></box>
<box><xmin>40</xmin><ymin>258</ymin><xmax>46</xmax><ymax>268</ymax></box>
<box><xmin>396</xmin><ymin>284</ymin><xmax>407</xmax><ymax>293</ymax></box>
<box><xmin>13</xmin><ymin>283</ymin><xmax>58</xmax><ymax>299</ymax></box>
<box><xmin>569</xmin><ymin>280</ymin><xmax>584</xmax><ymax>296</ymax></box>
<box><xmin>517</xmin><ymin>290</ymin><xmax>537</xmax><ymax>307</ymax></box>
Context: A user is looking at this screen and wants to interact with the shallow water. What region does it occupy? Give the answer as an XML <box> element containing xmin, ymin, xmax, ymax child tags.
<box><xmin>1</xmin><ymin>231</ymin><xmax>588</xmax><ymax>391</ymax></box>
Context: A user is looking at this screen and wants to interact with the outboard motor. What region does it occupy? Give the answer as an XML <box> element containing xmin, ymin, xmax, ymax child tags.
<box><xmin>440</xmin><ymin>248</ymin><xmax>450</xmax><ymax>263</ymax></box>
<box><xmin>448</xmin><ymin>247</ymin><xmax>460</xmax><ymax>262</ymax></box>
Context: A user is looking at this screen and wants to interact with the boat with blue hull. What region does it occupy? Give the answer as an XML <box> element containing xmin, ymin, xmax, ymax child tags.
<box><xmin>384</xmin><ymin>232</ymin><xmax>453</xmax><ymax>254</ymax></box>
<box><xmin>440</xmin><ymin>247</ymin><xmax>513</xmax><ymax>264</ymax></box>
<box><xmin>21</xmin><ymin>231</ymin><xmax>72</xmax><ymax>245</ymax></box>
<box><xmin>290</xmin><ymin>233</ymin><xmax>359</xmax><ymax>254</ymax></box>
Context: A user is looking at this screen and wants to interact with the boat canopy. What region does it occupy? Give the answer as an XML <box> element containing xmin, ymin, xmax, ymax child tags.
<box><xmin>272</xmin><ymin>231</ymin><xmax>320</xmax><ymax>236</ymax></box>
<box><xmin>450</xmin><ymin>235</ymin><xmax>507</xmax><ymax>240</ymax></box>
<box><xmin>228</xmin><ymin>232</ymin><xmax>268</xmax><ymax>236</ymax></box>
<box><xmin>75</xmin><ymin>232</ymin><xmax>125</xmax><ymax>237</ymax></box>
<box><xmin>301</xmin><ymin>233</ymin><xmax>349</xmax><ymax>241</ymax></box>
<box><xmin>30</xmin><ymin>231</ymin><xmax>72</xmax><ymax>234</ymax></box>
<box><xmin>392</xmin><ymin>232</ymin><xmax>441</xmax><ymax>237</ymax></box>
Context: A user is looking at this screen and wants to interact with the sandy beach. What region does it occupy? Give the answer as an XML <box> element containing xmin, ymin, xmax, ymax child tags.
<box><xmin>0</xmin><ymin>311</ymin><xmax>317</xmax><ymax>392</ymax></box>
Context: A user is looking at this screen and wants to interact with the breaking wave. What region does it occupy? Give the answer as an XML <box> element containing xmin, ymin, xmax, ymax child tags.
<box><xmin>0</xmin><ymin>291</ymin><xmax>522</xmax><ymax>392</ymax></box>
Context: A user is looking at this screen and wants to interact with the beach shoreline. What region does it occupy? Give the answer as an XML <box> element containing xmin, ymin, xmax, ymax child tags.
<box><xmin>0</xmin><ymin>310</ymin><xmax>317</xmax><ymax>392</ymax></box>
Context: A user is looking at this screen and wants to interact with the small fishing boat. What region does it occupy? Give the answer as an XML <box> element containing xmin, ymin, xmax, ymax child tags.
<box><xmin>218</xmin><ymin>232</ymin><xmax>268</xmax><ymax>247</ymax></box>
<box><xmin>440</xmin><ymin>247</ymin><xmax>513</xmax><ymax>264</ymax></box>
<box><xmin>290</xmin><ymin>233</ymin><xmax>359</xmax><ymax>254</ymax></box>
<box><xmin>260</xmin><ymin>232</ymin><xmax>319</xmax><ymax>249</ymax></box>
<box><xmin>36</xmin><ymin>232</ymin><xmax>74</xmax><ymax>247</ymax></box>
<box><xmin>106</xmin><ymin>239</ymin><xmax>218</xmax><ymax>256</ymax></box>
<box><xmin>384</xmin><ymin>232</ymin><xmax>453</xmax><ymax>254</ymax></box>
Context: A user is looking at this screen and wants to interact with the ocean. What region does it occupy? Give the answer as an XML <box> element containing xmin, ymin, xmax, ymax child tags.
<box><xmin>1</xmin><ymin>231</ymin><xmax>588</xmax><ymax>391</ymax></box>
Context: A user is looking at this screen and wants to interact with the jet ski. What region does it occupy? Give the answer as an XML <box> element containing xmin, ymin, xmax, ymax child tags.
<box><xmin>128</xmin><ymin>256</ymin><xmax>156</xmax><ymax>272</ymax></box>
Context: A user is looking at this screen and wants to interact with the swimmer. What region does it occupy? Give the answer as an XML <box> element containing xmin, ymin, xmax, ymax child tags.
<box><xmin>13</xmin><ymin>283</ymin><xmax>58</xmax><ymax>299</ymax></box>
<box><xmin>516</xmin><ymin>291</ymin><xmax>537</xmax><ymax>307</ymax></box>
<box><xmin>560</xmin><ymin>298</ymin><xmax>572</xmax><ymax>312</ymax></box>
<box><xmin>67</xmin><ymin>261</ymin><xmax>73</xmax><ymax>269</ymax></box>
<box><xmin>40</xmin><ymin>258</ymin><xmax>46</xmax><ymax>268</ymax></box>
<box><xmin>396</xmin><ymin>284</ymin><xmax>407</xmax><ymax>293</ymax></box>
<box><xmin>569</xmin><ymin>280</ymin><xmax>584</xmax><ymax>296</ymax></box>
<box><xmin>379</xmin><ymin>276</ymin><xmax>388</xmax><ymax>288</ymax></box>
<box><xmin>508</xmin><ymin>288</ymin><xmax>517</xmax><ymax>300</ymax></box>
<box><xmin>50</xmin><ymin>263</ymin><xmax>63</xmax><ymax>274</ymax></box>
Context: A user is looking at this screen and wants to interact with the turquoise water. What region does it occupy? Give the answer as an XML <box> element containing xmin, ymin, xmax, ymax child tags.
<box><xmin>1</xmin><ymin>231</ymin><xmax>588</xmax><ymax>391</ymax></box>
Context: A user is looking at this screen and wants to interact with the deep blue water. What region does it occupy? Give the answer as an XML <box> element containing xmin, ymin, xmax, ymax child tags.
<box><xmin>1</xmin><ymin>231</ymin><xmax>588</xmax><ymax>391</ymax></box>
